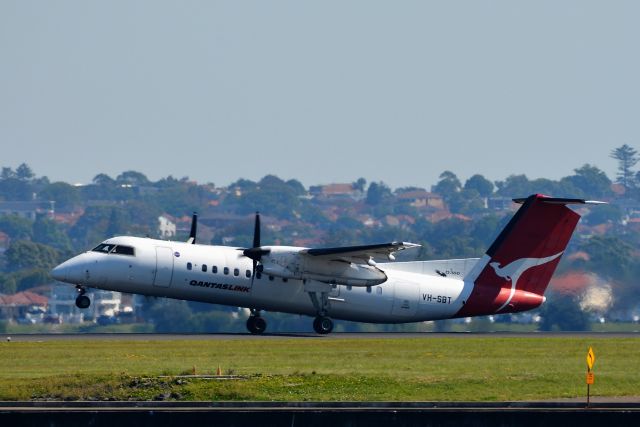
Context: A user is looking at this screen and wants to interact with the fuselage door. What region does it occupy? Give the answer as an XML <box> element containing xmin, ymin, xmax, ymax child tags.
<box><xmin>153</xmin><ymin>246</ymin><xmax>174</xmax><ymax>287</ymax></box>
<box><xmin>391</xmin><ymin>280</ymin><xmax>419</xmax><ymax>317</ymax></box>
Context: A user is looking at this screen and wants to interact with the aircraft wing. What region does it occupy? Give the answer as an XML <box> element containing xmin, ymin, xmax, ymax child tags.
<box><xmin>302</xmin><ymin>242</ymin><xmax>420</xmax><ymax>263</ymax></box>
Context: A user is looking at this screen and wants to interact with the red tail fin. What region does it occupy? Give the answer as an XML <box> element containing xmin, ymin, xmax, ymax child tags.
<box><xmin>456</xmin><ymin>194</ymin><xmax>589</xmax><ymax>317</ymax></box>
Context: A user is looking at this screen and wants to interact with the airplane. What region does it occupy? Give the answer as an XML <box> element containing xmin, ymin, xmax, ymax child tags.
<box><xmin>51</xmin><ymin>194</ymin><xmax>603</xmax><ymax>334</ymax></box>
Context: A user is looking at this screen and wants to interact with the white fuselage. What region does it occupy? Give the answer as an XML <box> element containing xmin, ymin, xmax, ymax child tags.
<box><xmin>53</xmin><ymin>236</ymin><xmax>477</xmax><ymax>323</ymax></box>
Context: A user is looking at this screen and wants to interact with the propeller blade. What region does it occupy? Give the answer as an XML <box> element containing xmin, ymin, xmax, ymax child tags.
<box><xmin>187</xmin><ymin>212</ymin><xmax>198</xmax><ymax>244</ymax></box>
<box><xmin>253</xmin><ymin>212</ymin><xmax>260</xmax><ymax>248</ymax></box>
<box><xmin>239</xmin><ymin>211</ymin><xmax>269</xmax><ymax>281</ymax></box>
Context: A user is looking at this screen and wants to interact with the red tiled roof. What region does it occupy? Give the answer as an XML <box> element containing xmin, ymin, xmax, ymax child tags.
<box><xmin>0</xmin><ymin>291</ymin><xmax>48</xmax><ymax>307</ymax></box>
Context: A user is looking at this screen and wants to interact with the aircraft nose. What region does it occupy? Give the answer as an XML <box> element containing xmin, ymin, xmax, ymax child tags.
<box><xmin>51</xmin><ymin>257</ymin><xmax>87</xmax><ymax>284</ymax></box>
<box><xmin>51</xmin><ymin>263</ymin><xmax>68</xmax><ymax>282</ymax></box>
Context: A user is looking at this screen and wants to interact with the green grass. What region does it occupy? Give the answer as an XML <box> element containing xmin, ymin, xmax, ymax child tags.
<box><xmin>0</xmin><ymin>337</ymin><xmax>638</xmax><ymax>401</ymax></box>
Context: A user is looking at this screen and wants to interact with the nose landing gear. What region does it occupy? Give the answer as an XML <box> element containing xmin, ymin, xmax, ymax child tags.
<box><xmin>75</xmin><ymin>285</ymin><xmax>91</xmax><ymax>309</ymax></box>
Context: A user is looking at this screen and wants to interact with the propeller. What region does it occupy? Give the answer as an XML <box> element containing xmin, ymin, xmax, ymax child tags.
<box><xmin>187</xmin><ymin>212</ymin><xmax>197</xmax><ymax>244</ymax></box>
<box><xmin>240</xmin><ymin>212</ymin><xmax>270</xmax><ymax>283</ymax></box>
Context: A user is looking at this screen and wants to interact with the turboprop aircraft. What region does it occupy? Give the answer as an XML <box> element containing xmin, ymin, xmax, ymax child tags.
<box><xmin>51</xmin><ymin>194</ymin><xmax>602</xmax><ymax>334</ymax></box>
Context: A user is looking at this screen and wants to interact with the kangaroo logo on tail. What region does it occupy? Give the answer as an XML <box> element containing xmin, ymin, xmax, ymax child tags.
<box><xmin>490</xmin><ymin>252</ymin><xmax>563</xmax><ymax>312</ymax></box>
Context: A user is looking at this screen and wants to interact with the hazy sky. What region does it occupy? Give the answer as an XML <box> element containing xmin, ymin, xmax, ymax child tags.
<box><xmin>1</xmin><ymin>1</ymin><xmax>638</xmax><ymax>189</ymax></box>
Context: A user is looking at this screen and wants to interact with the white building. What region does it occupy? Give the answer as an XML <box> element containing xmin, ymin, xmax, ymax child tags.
<box><xmin>158</xmin><ymin>215</ymin><xmax>177</xmax><ymax>239</ymax></box>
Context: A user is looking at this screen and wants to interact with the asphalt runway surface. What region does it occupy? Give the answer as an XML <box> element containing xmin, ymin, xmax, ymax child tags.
<box><xmin>4</xmin><ymin>331</ymin><xmax>640</xmax><ymax>342</ymax></box>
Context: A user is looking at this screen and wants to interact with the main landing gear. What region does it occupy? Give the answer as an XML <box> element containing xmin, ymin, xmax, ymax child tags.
<box><xmin>246</xmin><ymin>309</ymin><xmax>267</xmax><ymax>334</ymax></box>
<box><xmin>313</xmin><ymin>316</ymin><xmax>333</xmax><ymax>335</ymax></box>
<box><xmin>307</xmin><ymin>284</ymin><xmax>334</xmax><ymax>335</ymax></box>
<box><xmin>75</xmin><ymin>285</ymin><xmax>91</xmax><ymax>309</ymax></box>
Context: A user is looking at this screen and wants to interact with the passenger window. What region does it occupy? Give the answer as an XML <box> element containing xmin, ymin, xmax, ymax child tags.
<box><xmin>234</xmin><ymin>268</ymin><xmax>239</xmax><ymax>277</ymax></box>
<box><xmin>245</xmin><ymin>270</ymin><xmax>251</xmax><ymax>278</ymax></box>
<box><xmin>202</xmin><ymin>264</ymin><xmax>207</xmax><ymax>272</ymax></box>
<box><xmin>187</xmin><ymin>262</ymin><xmax>192</xmax><ymax>271</ymax></box>
<box><xmin>224</xmin><ymin>267</ymin><xmax>229</xmax><ymax>275</ymax></box>
<box><xmin>212</xmin><ymin>266</ymin><xmax>218</xmax><ymax>274</ymax></box>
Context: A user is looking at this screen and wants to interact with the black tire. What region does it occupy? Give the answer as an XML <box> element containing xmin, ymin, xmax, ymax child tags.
<box><xmin>246</xmin><ymin>316</ymin><xmax>267</xmax><ymax>334</ymax></box>
<box><xmin>75</xmin><ymin>295</ymin><xmax>91</xmax><ymax>309</ymax></box>
<box><xmin>313</xmin><ymin>316</ymin><xmax>333</xmax><ymax>335</ymax></box>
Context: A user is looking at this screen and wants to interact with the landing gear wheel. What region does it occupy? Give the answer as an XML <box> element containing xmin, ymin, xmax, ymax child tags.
<box><xmin>75</xmin><ymin>295</ymin><xmax>91</xmax><ymax>309</ymax></box>
<box><xmin>246</xmin><ymin>316</ymin><xmax>267</xmax><ymax>334</ymax></box>
<box><xmin>313</xmin><ymin>316</ymin><xmax>333</xmax><ymax>335</ymax></box>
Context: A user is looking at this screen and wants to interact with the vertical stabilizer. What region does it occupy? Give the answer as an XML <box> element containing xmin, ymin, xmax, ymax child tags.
<box><xmin>455</xmin><ymin>194</ymin><xmax>590</xmax><ymax>317</ymax></box>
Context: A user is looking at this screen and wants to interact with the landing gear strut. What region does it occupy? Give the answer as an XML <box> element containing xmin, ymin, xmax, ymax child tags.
<box><xmin>75</xmin><ymin>285</ymin><xmax>91</xmax><ymax>309</ymax></box>
<box><xmin>246</xmin><ymin>309</ymin><xmax>266</xmax><ymax>334</ymax></box>
<box><xmin>307</xmin><ymin>285</ymin><xmax>334</xmax><ymax>335</ymax></box>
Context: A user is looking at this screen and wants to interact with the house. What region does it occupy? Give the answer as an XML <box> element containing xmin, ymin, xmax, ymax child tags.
<box><xmin>158</xmin><ymin>214</ymin><xmax>177</xmax><ymax>238</ymax></box>
<box><xmin>310</xmin><ymin>184</ymin><xmax>364</xmax><ymax>200</ymax></box>
<box><xmin>0</xmin><ymin>200</ymin><xmax>55</xmax><ymax>220</ymax></box>
<box><xmin>487</xmin><ymin>197</ymin><xmax>515</xmax><ymax>211</ymax></box>
<box><xmin>0</xmin><ymin>291</ymin><xmax>48</xmax><ymax>322</ymax></box>
<box><xmin>396</xmin><ymin>191</ymin><xmax>445</xmax><ymax>209</ymax></box>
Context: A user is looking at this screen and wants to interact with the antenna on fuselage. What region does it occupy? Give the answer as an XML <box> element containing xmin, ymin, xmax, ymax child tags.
<box><xmin>187</xmin><ymin>212</ymin><xmax>198</xmax><ymax>244</ymax></box>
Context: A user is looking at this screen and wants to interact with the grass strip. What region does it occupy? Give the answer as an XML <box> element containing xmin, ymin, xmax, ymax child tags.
<box><xmin>1</xmin><ymin>336</ymin><xmax>638</xmax><ymax>401</ymax></box>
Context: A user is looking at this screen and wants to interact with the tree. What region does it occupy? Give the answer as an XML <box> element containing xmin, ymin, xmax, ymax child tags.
<box><xmin>33</xmin><ymin>216</ymin><xmax>73</xmax><ymax>253</ymax></box>
<box><xmin>538</xmin><ymin>293</ymin><xmax>590</xmax><ymax>331</ymax></box>
<box><xmin>582</xmin><ymin>204</ymin><xmax>622</xmax><ymax>226</ymax></box>
<box><xmin>105</xmin><ymin>208</ymin><xmax>128</xmax><ymax>237</ymax></box>
<box><xmin>561</xmin><ymin>164</ymin><xmax>612</xmax><ymax>199</ymax></box>
<box><xmin>116</xmin><ymin>170</ymin><xmax>150</xmax><ymax>186</ymax></box>
<box><xmin>286</xmin><ymin>179</ymin><xmax>306</xmax><ymax>196</ymax></box>
<box><xmin>69</xmin><ymin>206</ymin><xmax>114</xmax><ymax>248</ymax></box>
<box><xmin>15</xmin><ymin>163</ymin><xmax>35</xmax><ymax>181</ymax></box>
<box><xmin>433</xmin><ymin>171</ymin><xmax>462</xmax><ymax>196</ymax></box>
<box><xmin>610</xmin><ymin>144</ymin><xmax>638</xmax><ymax>190</ymax></box>
<box><xmin>0</xmin><ymin>214</ymin><xmax>33</xmax><ymax>240</ymax></box>
<box><xmin>495</xmin><ymin>175</ymin><xmax>531</xmax><ymax>197</ymax></box>
<box><xmin>92</xmin><ymin>173</ymin><xmax>115</xmax><ymax>186</ymax></box>
<box><xmin>580</xmin><ymin>236</ymin><xmax>633</xmax><ymax>282</ymax></box>
<box><xmin>353</xmin><ymin>178</ymin><xmax>367</xmax><ymax>192</ymax></box>
<box><xmin>1</xmin><ymin>167</ymin><xmax>15</xmax><ymax>180</ymax></box>
<box><xmin>4</xmin><ymin>240</ymin><xmax>60</xmax><ymax>272</ymax></box>
<box><xmin>464</xmin><ymin>174</ymin><xmax>494</xmax><ymax>197</ymax></box>
<box><xmin>38</xmin><ymin>182</ymin><xmax>81</xmax><ymax>210</ymax></box>
<box><xmin>365</xmin><ymin>182</ymin><xmax>392</xmax><ymax>205</ymax></box>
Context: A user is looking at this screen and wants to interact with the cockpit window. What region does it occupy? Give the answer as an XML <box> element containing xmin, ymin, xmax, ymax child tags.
<box><xmin>112</xmin><ymin>245</ymin><xmax>135</xmax><ymax>256</ymax></box>
<box><xmin>92</xmin><ymin>243</ymin><xmax>116</xmax><ymax>253</ymax></box>
<box><xmin>91</xmin><ymin>243</ymin><xmax>135</xmax><ymax>256</ymax></box>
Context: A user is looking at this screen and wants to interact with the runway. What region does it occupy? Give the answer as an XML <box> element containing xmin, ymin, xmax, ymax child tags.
<box><xmin>4</xmin><ymin>331</ymin><xmax>640</xmax><ymax>342</ymax></box>
<box><xmin>2</xmin><ymin>401</ymin><xmax>640</xmax><ymax>427</ymax></box>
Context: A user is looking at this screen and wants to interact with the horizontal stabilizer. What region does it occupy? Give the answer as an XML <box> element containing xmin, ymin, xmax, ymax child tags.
<box><xmin>513</xmin><ymin>196</ymin><xmax>606</xmax><ymax>205</ymax></box>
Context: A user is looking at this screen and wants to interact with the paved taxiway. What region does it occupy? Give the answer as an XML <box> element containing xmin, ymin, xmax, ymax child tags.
<box><xmin>4</xmin><ymin>332</ymin><xmax>639</xmax><ymax>342</ymax></box>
